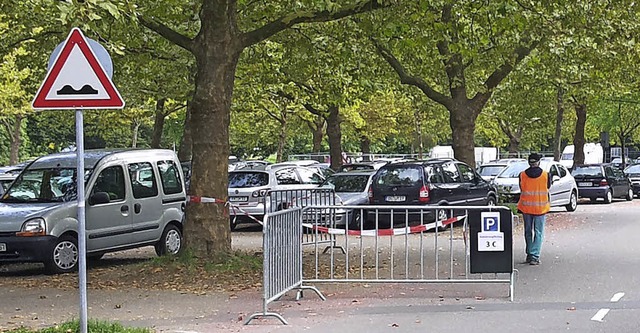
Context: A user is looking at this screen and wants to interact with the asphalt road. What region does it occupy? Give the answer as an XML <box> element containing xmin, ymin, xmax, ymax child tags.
<box><xmin>2</xmin><ymin>199</ymin><xmax>640</xmax><ymax>333</ymax></box>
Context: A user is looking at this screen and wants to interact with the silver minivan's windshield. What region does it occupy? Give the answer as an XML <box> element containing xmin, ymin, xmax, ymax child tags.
<box><xmin>1</xmin><ymin>168</ymin><xmax>91</xmax><ymax>203</ymax></box>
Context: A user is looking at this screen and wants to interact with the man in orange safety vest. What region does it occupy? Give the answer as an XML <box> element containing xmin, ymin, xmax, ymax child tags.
<box><xmin>517</xmin><ymin>153</ymin><xmax>551</xmax><ymax>266</ymax></box>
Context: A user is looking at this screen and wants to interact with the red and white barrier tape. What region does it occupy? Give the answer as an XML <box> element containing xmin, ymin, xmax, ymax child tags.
<box><xmin>302</xmin><ymin>215</ymin><xmax>465</xmax><ymax>236</ymax></box>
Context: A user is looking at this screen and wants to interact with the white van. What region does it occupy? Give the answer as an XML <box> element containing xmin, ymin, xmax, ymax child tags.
<box><xmin>560</xmin><ymin>143</ymin><xmax>604</xmax><ymax>169</ymax></box>
<box><xmin>0</xmin><ymin>149</ymin><xmax>186</xmax><ymax>274</ymax></box>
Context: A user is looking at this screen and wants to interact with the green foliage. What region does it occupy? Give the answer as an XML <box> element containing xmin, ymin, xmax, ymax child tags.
<box><xmin>8</xmin><ymin>320</ymin><xmax>151</xmax><ymax>333</ymax></box>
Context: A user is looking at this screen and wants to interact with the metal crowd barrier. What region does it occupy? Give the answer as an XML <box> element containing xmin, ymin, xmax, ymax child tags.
<box><xmin>301</xmin><ymin>205</ymin><xmax>516</xmax><ymax>300</ymax></box>
<box><xmin>265</xmin><ymin>188</ymin><xmax>342</xmax><ymax>249</ymax></box>
<box><xmin>245</xmin><ymin>207</ymin><xmax>325</xmax><ymax>325</ymax></box>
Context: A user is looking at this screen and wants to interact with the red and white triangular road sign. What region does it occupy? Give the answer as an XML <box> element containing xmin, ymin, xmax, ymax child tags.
<box><xmin>32</xmin><ymin>28</ymin><xmax>125</xmax><ymax>110</ymax></box>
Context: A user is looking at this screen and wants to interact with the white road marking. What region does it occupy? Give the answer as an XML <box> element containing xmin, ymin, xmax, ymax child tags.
<box><xmin>591</xmin><ymin>309</ymin><xmax>610</xmax><ymax>322</ymax></box>
<box><xmin>610</xmin><ymin>292</ymin><xmax>625</xmax><ymax>302</ymax></box>
<box><xmin>591</xmin><ymin>292</ymin><xmax>625</xmax><ymax>322</ymax></box>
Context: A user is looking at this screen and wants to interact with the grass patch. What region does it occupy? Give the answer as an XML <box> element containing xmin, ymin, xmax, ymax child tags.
<box><xmin>7</xmin><ymin>320</ymin><xmax>151</xmax><ymax>333</ymax></box>
<box><xmin>145</xmin><ymin>249</ymin><xmax>262</xmax><ymax>272</ymax></box>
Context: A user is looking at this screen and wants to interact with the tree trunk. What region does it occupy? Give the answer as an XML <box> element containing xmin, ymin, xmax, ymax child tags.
<box><xmin>178</xmin><ymin>101</ymin><xmax>193</xmax><ymax>162</ymax></box>
<box><xmin>449</xmin><ymin>103</ymin><xmax>478</xmax><ymax>166</ymax></box>
<box><xmin>276</xmin><ymin>113</ymin><xmax>287</xmax><ymax>163</ymax></box>
<box><xmin>553</xmin><ymin>86</ymin><xmax>565</xmax><ymax>161</ymax></box>
<box><xmin>185</xmin><ymin>27</ymin><xmax>241</xmax><ymax>258</ymax></box>
<box><xmin>573</xmin><ymin>101</ymin><xmax>587</xmax><ymax>167</ymax></box>
<box><xmin>507</xmin><ymin>136</ymin><xmax>521</xmax><ymax>156</ymax></box>
<box><xmin>9</xmin><ymin>114</ymin><xmax>22</xmax><ymax>165</ymax></box>
<box><xmin>360</xmin><ymin>135</ymin><xmax>371</xmax><ymax>161</ymax></box>
<box><xmin>311</xmin><ymin>116</ymin><xmax>324</xmax><ymax>153</ymax></box>
<box><xmin>326</xmin><ymin>105</ymin><xmax>343</xmax><ymax>170</ymax></box>
<box><xmin>151</xmin><ymin>98</ymin><xmax>167</xmax><ymax>148</ymax></box>
<box><xmin>131</xmin><ymin>120</ymin><xmax>140</xmax><ymax>148</ymax></box>
<box><xmin>414</xmin><ymin>110</ymin><xmax>424</xmax><ymax>159</ymax></box>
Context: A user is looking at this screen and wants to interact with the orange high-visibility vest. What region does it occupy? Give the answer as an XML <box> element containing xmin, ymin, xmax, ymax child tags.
<box><xmin>517</xmin><ymin>171</ymin><xmax>550</xmax><ymax>215</ymax></box>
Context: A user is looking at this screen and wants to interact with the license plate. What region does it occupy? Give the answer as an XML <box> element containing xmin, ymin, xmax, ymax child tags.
<box><xmin>0</xmin><ymin>243</ymin><xmax>5</xmax><ymax>252</ymax></box>
<box><xmin>385</xmin><ymin>195</ymin><xmax>406</xmax><ymax>202</ymax></box>
<box><xmin>578</xmin><ymin>182</ymin><xmax>593</xmax><ymax>187</ymax></box>
<box><xmin>229</xmin><ymin>196</ymin><xmax>248</xmax><ymax>202</ymax></box>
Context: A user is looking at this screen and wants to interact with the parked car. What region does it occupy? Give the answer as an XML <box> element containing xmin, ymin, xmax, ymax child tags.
<box><xmin>306</xmin><ymin>170</ymin><xmax>376</xmax><ymax>230</ymax></box>
<box><xmin>0</xmin><ymin>149</ymin><xmax>186</xmax><ymax>274</ymax></box>
<box><xmin>367</xmin><ymin>158</ymin><xmax>497</xmax><ymax>227</ymax></box>
<box><xmin>228</xmin><ymin>165</ymin><xmax>326</xmax><ymax>230</ymax></box>
<box><xmin>625</xmin><ymin>164</ymin><xmax>640</xmax><ymax>197</ymax></box>
<box><xmin>492</xmin><ymin>160</ymin><xmax>578</xmax><ymax>211</ymax></box>
<box><xmin>476</xmin><ymin>158</ymin><xmax>526</xmax><ymax>182</ymax></box>
<box><xmin>611</xmin><ymin>157</ymin><xmax>632</xmax><ymax>170</ymax></box>
<box><xmin>571</xmin><ymin>164</ymin><xmax>633</xmax><ymax>203</ymax></box>
<box><xmin>337</xmin><ymin>161</ymin><xmax>388</xmax><ymax>173</ymax></box>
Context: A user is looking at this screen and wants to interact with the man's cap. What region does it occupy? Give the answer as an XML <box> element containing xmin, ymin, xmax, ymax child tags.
<box><xmin>528</xmin><ymin>153</ymin><xmax>542</xmax><ymax>164</ymax></box>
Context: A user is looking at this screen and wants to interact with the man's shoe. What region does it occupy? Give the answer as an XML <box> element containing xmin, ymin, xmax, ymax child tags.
<box><xmin>529</xmin><ymin>259</ymin><xmax>540</xmax><ymax>265</ymax></box>
<box><xmin>522</xmin><ymin>256</ymin><xmax>532</xmax><ymax>264</ymax></box>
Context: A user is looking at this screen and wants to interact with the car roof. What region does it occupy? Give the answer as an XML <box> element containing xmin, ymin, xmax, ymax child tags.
<box><xmin>331</xmin><ymin>170</ymin><xmax>377</xmax><ymax>176</ymax></box>
<box><xmin>29</xmin><ymin>149</ymin><xmax>178</xmax><ymax>170</ymax></box>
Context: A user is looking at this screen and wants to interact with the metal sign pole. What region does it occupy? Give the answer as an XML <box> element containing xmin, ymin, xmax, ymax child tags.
<box><xmin>76</xmin><ymin>109</ymin><xmax>88</xmax><ymax>333</ymax></box>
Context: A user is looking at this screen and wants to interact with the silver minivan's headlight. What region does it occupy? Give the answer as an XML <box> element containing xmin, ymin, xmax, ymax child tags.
<box><xmin>17</xmin><ymin>218</ymin><xmax>46</xmax><ymax>236</ymax></box>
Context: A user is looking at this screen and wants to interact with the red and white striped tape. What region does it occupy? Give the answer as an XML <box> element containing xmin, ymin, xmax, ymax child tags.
<box><xmin>302</xmin><ymin>215</ymin><xmax>465</xmax><ymax>236</ymax></box>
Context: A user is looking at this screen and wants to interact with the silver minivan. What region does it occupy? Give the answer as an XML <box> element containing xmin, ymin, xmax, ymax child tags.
<box><xmin>0</xmin><ymin>149</ymin><xmax>186</xmax><ymax>274</ymax></box>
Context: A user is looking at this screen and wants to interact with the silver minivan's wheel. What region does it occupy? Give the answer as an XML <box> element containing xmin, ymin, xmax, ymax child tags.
<box><xmin>45</xmin><ymin>235</ymin><xmax>78</xmax><ymax>274</ymax></box>
<box><xmin>626</xmin><ymin>188</ymin><xmax>634</xmax><ymax>201</ymax></box>
<box><xmin>566</xmin><ymin>191</ymin><xmax>578</xmax><ymax>212</ymax></box>
<box><xmin>155</xmin><ymin>224</ymin><xmax>183</xmax><ymax>256</ymax></box>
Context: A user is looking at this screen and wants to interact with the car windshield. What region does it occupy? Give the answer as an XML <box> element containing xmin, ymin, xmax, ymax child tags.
<box><xmin>376</xmin><ymin>166</ymin><xmax>422</xmax><ymax>186</ymax></box>
<box><xmin>1</xmin><ymin>168</ymin><xmax>91</xmax><ymax>203</ymax></box>
<box><xmin>625</xmin><ymin>165</ymin><xmax>640</xmax><ymax>174</ymax></box>
<box><xmin>477</xmin><ymin>165</ymin><xmax>505</xmax><ymax>177</ymax></box>
<box><xmin>496</xmin><ymin>162</ymin><xmax>529</xmax><ymax>178</ymax></box>
<box><xmin>228</xmin><ymin>172</ymin><xmax>269</xmax><ymax>188</ymax></box>
<box><xmin>321</xmin><ymin>174</ymin><xmax>370</xmax><ymax>192</ymax></box>
<box><xmin>572</xmin><ymin>166</ymin><xmax>603</xmax><ymax>177</ymax></box>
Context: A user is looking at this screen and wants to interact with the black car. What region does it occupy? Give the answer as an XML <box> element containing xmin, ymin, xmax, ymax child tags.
<box><xmin>624</xmin><ymin>164</ymin><xmax>640</xmax><ymax>197</ymax></box>
<box><xmin>367</xmin><ymin>158</ymin><xmax>497</xmax><ymax>227</ymax></box>
<box><xmin>571</xmin><ymin>164</ymin><xmax>633</xmax><ymax>203</ymax></box>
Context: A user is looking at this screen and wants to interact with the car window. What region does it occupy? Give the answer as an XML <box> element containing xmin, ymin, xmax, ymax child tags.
<box><xmin>92</xmin><ymin>166</ymin><xmax>126</xmax><ymax>201</ymax></box>
<box><xmin>376</xmin><ymin>166</ymin><xmax>422</xmax><ymax>187</ymax></box>
<box><xmin>477</xmin><ymin>165</ymin><xmax>505</xmax><ymax>177</ymax></box>
<box><xmin>548</xmin><ymin>164</ymin><xmax>559</xmax><ymax>178</ymax></box>
<box><xmin>572</xmin><ymin>166</ymin><xmax>603</xmax><ymax>177</ymax></box>
<box><xmin>128</xmin><ymin>162</ymin><xmax>159</xmax><ymax>199</ymax></box>
<box><xmin>276</xmin><ymin>168</ymin><xmax>301</xmax><ymax>185</ymax></box>
<box><xmin>157</xmin><ymin>160</ymin><xmax>183</xmax><ymax>195</ymax></box>
<box><xmin>497</xmin><ymin>162</ymin><xmax>528</xmax><ymax>178</ymax></box>
<box><xmin>605</xmin><ymin>166</ymin><xmax>615</xmax><ymax>178</ymax></box>
<box><xmin>625</xmin><ymin>165</ymin><xmax>640</xmax><ymax>174</ymax></box>
<box><xmin>297</xmin><ymin>168</ymin><xmax>324</xmax><ymax>184</ymax></box>
<box><xmin>229</xmin><ymin>172</ymin><xmax>269</xmax><ymax>187</ymax></box>
<box><xmin>457</xmin><ymin>163</ymin><xmax>476</xmax><ymax>182</ymax></box>
<box><xmin>441</xmin><ymin>162</ymin><xmax>460</xmax><ymax>183</ymax></box>
<box><xmin>558</xmin><ymin>165</ymin><xmax>568</xmax><ymax>177</ymax></box>
<box><xmin>322</xmin><ymin>174</ymin><xmax>370</xmax><ymax>192</ymax></box>
<box><xmin>426</xmin><ymin>165</ymin><xmax>443</xmax><ymax>183</ymax></box>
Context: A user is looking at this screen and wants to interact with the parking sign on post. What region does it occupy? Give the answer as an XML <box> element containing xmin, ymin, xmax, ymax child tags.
<box><xmin>469</xmin><ymin>208</ymin><xmax>513</xmax><ymax>274</ymax></box>
<box><xmin>32</xmin><ymin>27</ymin><xmax>125</xmax><ymax>333</ymax></box>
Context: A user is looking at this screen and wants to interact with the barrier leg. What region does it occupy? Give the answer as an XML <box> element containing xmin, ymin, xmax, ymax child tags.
<box><xmin>297</xmin><ymin>285</ymin><xmax>327</xmax><ymax>301</ymax></box>
<box><xmin>245</xmin><ymin>312</ymin><xmax>288</xmax><ymax>325</ymax></box>
<box><xmin>509</xmin><ymin>269</ymin><xmax>518</xmax><ymax>302</ymax></box>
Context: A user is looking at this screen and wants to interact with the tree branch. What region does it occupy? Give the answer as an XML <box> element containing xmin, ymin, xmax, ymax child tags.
<box><xmin>3</xmin><ymin>30</ymin><xmax>63</xmax><ymax>53</ymax></box>
<box><xmin>138</xmin><ymin>15</ymin><xmax>194</xmax><ymax>53</ymax></box>
<box><xmin>241</xmin><ymin>0</ymin><xmax>393</xmax><ymax>48</ymax></box>
<box><xmin>372</xmin><ymin>40</ymin><xmax>451</xmax><ymax>108</ymax></box>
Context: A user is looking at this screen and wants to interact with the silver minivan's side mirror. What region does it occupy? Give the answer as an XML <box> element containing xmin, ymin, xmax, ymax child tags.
<box><xmin>89</xmin><ymin>192</ymin><xmax>110</xmax><ymax>205</ymax></box>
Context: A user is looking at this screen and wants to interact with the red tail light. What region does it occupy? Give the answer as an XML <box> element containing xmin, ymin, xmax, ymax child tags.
<box><xmin>368</xmin><ymin>186</ymin><xmax>374</xmax><ymax>203</ymax></box>
<box><xmin>419</xmin><ymin>185</ymin><xmax>430</xmax><ymax>203</ymax></box>
<box><xmin>600</xmin><ymin>179</ymin><xmax>608</xmax><ymax>186</ymax></box>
